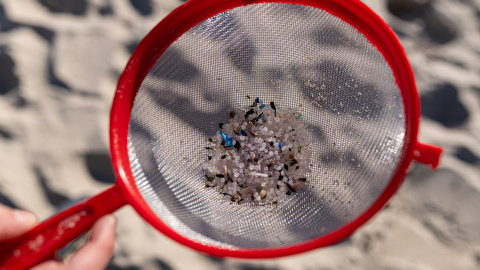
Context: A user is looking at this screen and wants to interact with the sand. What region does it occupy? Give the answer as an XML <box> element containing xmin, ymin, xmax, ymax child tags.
<box><xmin>0</xmin><ymin>0</ymin><xmax>479</xmax><ymax>269</ymax></box>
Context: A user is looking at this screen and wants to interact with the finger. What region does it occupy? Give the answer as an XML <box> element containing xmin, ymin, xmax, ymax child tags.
<box><xmin>30</xmin><ymin>260</ymin><xmax>63</xmax><ymax>270</ymax></box>
<box><xmin>66</xmin><ymin>215</ymin><xmax>116</xmax><ymax>270</ymax></box>
<box><xmin>0</xmin><ymin>204</ymin><xmax>37</xmax><ymax>240</ymax></box>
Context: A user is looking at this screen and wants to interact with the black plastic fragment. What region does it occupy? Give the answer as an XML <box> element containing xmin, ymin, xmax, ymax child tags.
<box><xmin>285</xmin><ymin>182</ymin><xmax>296</xmax><ymax>193</ymax></box>
<box><xmin>290</xmin><ymin>159</ymin><xmax>298</xmax><ymax>166</ymax></box>
<box><xmin>234</xmin><ymin>141</ymin><xmax>241</xmax><ymax>150</ymax></box>
<box><xmin>245</xmin><ymin>109</ymin><xmax>255</xmax><ymax>118</ymax></box>
<box><xmin>270</xmin><ymin>101</ymin><xmax>276</xmax><ymax>116</ymax></box>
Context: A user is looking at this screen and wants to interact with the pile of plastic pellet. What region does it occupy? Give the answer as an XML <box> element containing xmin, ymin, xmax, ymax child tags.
<box><xmin>204</xmin><ymin>97</ymin><xmax>311</xmax><ymax>205</ymax></box>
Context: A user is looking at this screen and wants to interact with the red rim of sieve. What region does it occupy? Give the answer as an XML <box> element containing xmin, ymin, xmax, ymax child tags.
<box><xmin>110</xmin><ymin>0</ymin><xmax>442</xmax><ymax>258</ymax></box>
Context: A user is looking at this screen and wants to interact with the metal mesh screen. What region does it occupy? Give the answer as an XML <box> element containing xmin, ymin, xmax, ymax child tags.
<box><xmin>128</xmin><ymin>3</ymin><xmax>405</xmax><ymax>249</ymax></box>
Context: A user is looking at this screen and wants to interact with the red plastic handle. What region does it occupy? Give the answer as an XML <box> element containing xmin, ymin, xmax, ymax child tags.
<box><xmin>0</xmin><ymin>185</ymin><xmax>127</xmax><ymax>270</ymax></box>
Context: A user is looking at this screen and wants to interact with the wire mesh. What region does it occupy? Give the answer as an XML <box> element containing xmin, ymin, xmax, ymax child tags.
<box><xmin>128</xmin><ymin>3</ymin><xmax>405</xmax><ymax>249</ymax></box>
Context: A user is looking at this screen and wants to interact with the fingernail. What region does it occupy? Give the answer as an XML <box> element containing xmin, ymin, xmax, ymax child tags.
<box><xmin>102</xmin><ymin>215</ymin><xmax>116</xmax><ymax>230</ymax></box>
<box><xmin>13</xmin><ymin>210</ymin><xmax>37</xmax><ymax>227</ymax></box>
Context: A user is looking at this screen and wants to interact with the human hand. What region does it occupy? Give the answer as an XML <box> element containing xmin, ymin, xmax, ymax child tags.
<box><xmin>0</xmin><ymin>204</ymin><xmax>116</xmax><ymax>270</ymax></box>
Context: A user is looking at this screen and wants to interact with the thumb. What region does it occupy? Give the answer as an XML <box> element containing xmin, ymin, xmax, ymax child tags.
<box><xmin>0</xmin><ymin>204</ymin><xmax>37</xmax><ymax>240</ymax></box>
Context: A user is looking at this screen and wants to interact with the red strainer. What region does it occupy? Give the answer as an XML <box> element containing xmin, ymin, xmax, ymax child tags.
<box><xmin>0</xmin><ymin>0</ymin><xmax>443</xmax><ymax>268</ymax></box>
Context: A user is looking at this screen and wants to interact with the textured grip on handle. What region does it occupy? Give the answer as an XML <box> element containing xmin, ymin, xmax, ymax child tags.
<box><xmin>0</xmin><ymin>185</ymin><xmax>126</xmax><ymax>270</ymax></box>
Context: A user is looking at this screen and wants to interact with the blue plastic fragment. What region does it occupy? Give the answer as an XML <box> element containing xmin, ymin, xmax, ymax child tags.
<box><xmin>259</xmin><ymin>104</ymin><xmax>266</xmax><ymax>109</ymax></box>
<box><xmin>241</xmin><ymin>130</ymin><xmax>247</xmax><ymax>136</ymax></box>
<box><xmin>261</xmin><ymin>113</ymin><xmax>264</xmax><ymax>121</ymax></box>
<box><xmin>220</xmin><ymin>130</ymin><xmax>233</xmax><ymax>147</ymax></box>
<box><xmin>279</xmin><ymin>142</ymin><xmax>283</xmax><ymax>148</ymax></box>
<box><xmin>255</xmin><ymin>97</ymin><xmax>260</xmax><ymax>103</ymax></box>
